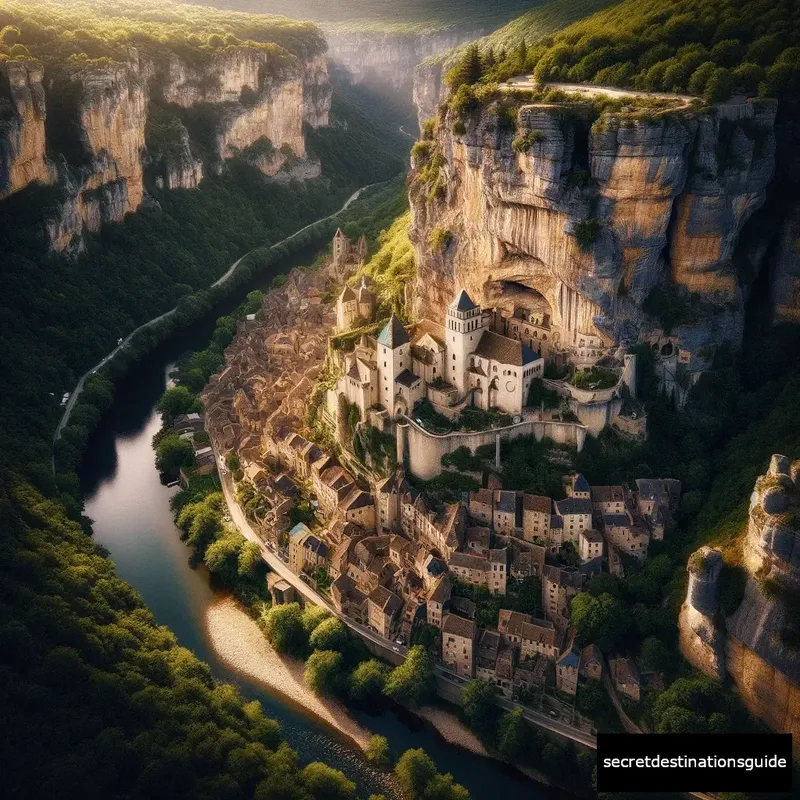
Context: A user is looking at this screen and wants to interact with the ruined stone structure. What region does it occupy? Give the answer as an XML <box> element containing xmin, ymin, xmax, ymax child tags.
<box><xmin>679</xmin><ymin>455</ymin><xmax>800</xmax><ymax>752</ymax></box>
<box><xmin>332</xmin><ymin>228</ymin><xmax>368</xmax><ymax>271</ymax></box>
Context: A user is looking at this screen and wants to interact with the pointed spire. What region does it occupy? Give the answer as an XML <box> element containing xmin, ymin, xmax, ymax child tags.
<box><xmin>450</xmin><ymin>288</ymin><xmax>477</xmax><ymax>312</ymax></box>
<box><xmin>377</xmin><ymin>315</ymin><xmax>409</xmax><ymax>348</ymax></box>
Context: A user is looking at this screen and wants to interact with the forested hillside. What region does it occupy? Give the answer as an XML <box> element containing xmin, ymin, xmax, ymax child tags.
<box><xmin>448</xmin><ymin>0</ymin><xmax>800</xmax><ymax>108</ymax></box>
<box><xmin>0</xmin><ymin>3</ymin><xmax>407</xmax><ymax>795</ymax></box>
<box><xmin>191</xmin><ymin>0</ymin><xmax>545</xmax><ymax>30</ymax></box>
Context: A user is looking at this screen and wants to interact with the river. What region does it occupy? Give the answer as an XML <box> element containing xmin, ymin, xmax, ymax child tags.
<box><xmin>79</xmin><ymin>247</ymin><xmax>567</xmax><ymax>800</ymax></box>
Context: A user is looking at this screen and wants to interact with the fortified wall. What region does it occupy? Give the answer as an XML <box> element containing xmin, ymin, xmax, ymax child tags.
<box><xmin>399</xmin><ymin>416</ymin><xmax>586</xmax><ymax>481</ymax></box>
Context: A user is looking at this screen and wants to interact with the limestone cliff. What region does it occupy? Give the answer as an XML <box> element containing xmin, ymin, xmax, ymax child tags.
<box><xmin>0</xmin><ymin>61</ymin><xmax>54</xmax><ymax>199</ymax></box>
<box><xmin>325</xmin><ymin>28</ymin><xmax>478</xmax><ymax>92</ymax></box>
<box><xmin>679</xmin><ymin>456</ymin><xmax>800</xmax><ymax>751</ymax></box>
<box><xmin>1</xmin><ymin>46</ymin><xmax>331</xmax><ymax>251</ymax></box>
<box><xmin>409</xmin><ymin>97</ymin><xmax>777</xmax><ymax>375</ymax></box>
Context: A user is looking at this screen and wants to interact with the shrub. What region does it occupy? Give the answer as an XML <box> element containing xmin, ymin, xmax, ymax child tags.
<box><xmin>511</xmin><ymin>129</ymin><xmax>545</xmax><ymax>152</ymax></box>
<box><xmin>574</xmin><ymin>219</ymin><xmax>602</xmax><ymax>251</ymax></box>
<box><xmin>428</xmin><ymin>226</ymin><xmax>452</xmax><ymax>252</ymax></box>
<box><xmin>452</xmin><ymin>119</ymin><xmax>467</xmax><ymax>135</ymax></box>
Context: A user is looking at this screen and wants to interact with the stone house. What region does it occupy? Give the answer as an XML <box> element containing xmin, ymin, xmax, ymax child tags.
<box><xmin>331</xmin><ymin>574</ymin><xmax>367</xmax><ymax>624</ymax></box>
<box><xmin>468</xmin><ymin>488</ymin><xmax>494</xmax><ymax>525</ymax></box>
<box><xmin>493</xmin><ymin>490</ymin><xmax>518</xmax><ymax>534</ymax></box>
<box><xmin>555</xmin><ymin>497</ymin><xmax>593</xmax><ymax>545</ymax></box>
<box><xmin>367</xmin><ymin>585</ymin><xmax>403</xmax><ymax>638</ymax></box>
<box><xmin>591</xmin><ymin>485</ymin><xmax>626</xmax><ymax>515</ymax></box>
<box><xmin>495</xmin><ymin>536</ymin><xmax>546</xmax><ymax>579</ymax></box>
<box><xmin>580</xmin><ymin>644</ymin><xmax>603</xmax><ymax>680</ymax></box>
<box><xmin>579</xmin><ymin>528</ymin><xmax>604</xmax><ymax>562</ymax></box>
<box><xmin>336</xmin><ymin>283</ymin><xmax>358</xmax><ymax>331</ymax></box>
<box><xmin>609</xmin><ymin>655</ymin><xmax>641</xmax><ymax>702</ymax></box>
<box><xmin>448</xmin><ymin>548</ymin><xmax>507</xmax><ymax>595</ymax></box>
<box><xmin>427</xmin><ymin>574</ymin><xmax>451</xmax><ymax>628</ymax></box>
<box><xmin>566</xmin><ymin>473</ymin><xmax>591</xmax><ymax>500</ymax></box>
<box><xmin>520</xmin><ymin>618</ymin><xmax>559</xmax><ymax>661</ymax></box>
<box><xmin>476</xmin><ymin>629</ymin><xmax>500</xmax><ymax>683</ymax></box>
<box><xmin>267</xmin><ymin>573</ymin><xmax>297</xmax><ymax>605</ymax></box>
<box><xmin>339</xmin><ymin>488</ymin><xmax>376</xmax><ymax>531</ymax></box>
<box><xmin>603</xmin><ymin>513</ymin><xmax>650</xmax><ymax>561</ymax></box>
<box><xmin>401</xmin><ymin>492</ymin><xmax>466</xmax><ymax>560</ymax></box>
<box><xmin>288</xmin><ymin>522</ymin><xmax>313</xmax><ymax>573</ymax></box>
<box><xmin>556</xmin><ymin>639</ymin><xmax>580</xmax><ymax>696</ymax></box>
<box><xmin>375</xmin><ymin>471</ymin><xmax>413</xmax><ymax>532</ymax></box>
<box><xmin>494</xmin><ymin>645</ymin><xmax>516</xmax><ymax>696</ymax></box>
<box><xmin>465</xmin><ymin>526</ymin><xmax>492</xmax><ymax>556</ymax></box>
<box><xmin>547</xmin><ymin>515</ymin><xmax>564</xmax><ymax>552</ymax></box>
<box><xmin>542</xmin><ymin>566</ymin><xmax>584</xmax><ymax>627</ymax></box>
<box><xmin>441</xmin><ymin>614</ymin><xmax>476</xmax><ymax>679</ymax></box>
<box><xmin>522</xmin><ymin>493</ymin><xmax>552</xmax><ymax>543</ymax></box>
<box><xmin>314</xmin><ymin>463</ymin><xmax>355</xmax><ymax>517</ymax></box>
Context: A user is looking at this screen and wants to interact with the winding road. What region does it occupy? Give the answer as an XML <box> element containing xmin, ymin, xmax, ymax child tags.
<box><xmin>52</xmin><ymin>182</ymin><xmax>382</xmax><ymax>471</ymax></box>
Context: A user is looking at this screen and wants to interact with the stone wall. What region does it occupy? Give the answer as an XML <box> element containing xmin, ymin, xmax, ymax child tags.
<box><xmin>403</xmin><ymin>416</ymin><xmax>586</xmax><ymax>480</ymax></box>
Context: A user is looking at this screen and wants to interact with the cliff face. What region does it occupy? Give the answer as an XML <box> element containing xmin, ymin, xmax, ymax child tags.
<box><xmin>0</xmin><ymin>61</ymin><xmax>54</xmax><ymax>199</ymax></box>
<box><xmin>409</xmin><ymin>98</ymin><xmax>777</xmax><ymax>374</ymax></box>
<box><xmin>1</xmin><ymin>47</ymin><xmax>331</xmax><ymax>252</ymax></box>
<box><xmin>325</xmin><ymin>29</ymin><xmax>477</xmax><ymax>92</ymax></box>
<box><xmin>679</xmin><ymin>455</ymin><xmax>800</xmax><ymax>751</ymax></box>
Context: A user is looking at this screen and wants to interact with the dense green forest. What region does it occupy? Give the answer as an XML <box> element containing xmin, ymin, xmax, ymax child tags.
<box><xmin>190</xmin><ymin>0</ymin><xmax>546</xmax><ymax>31</ymax></box>
<box><xmin>0</xmin><ymin>0</ymin><xmax>325</xmax><ymax>65</ymax></box>
<box><xmin>443</xmin><ymin>0</ymin><xmax>800</xmax><ymax>108</ymax></box>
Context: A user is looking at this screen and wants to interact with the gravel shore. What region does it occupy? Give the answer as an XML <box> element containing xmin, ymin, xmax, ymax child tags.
<box><xmin>205</xmin><ymin>597</ymin><xmax>374</xmax><ymax>751</ymax></box>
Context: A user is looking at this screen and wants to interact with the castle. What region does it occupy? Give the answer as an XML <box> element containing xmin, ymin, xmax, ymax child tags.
<box><xmin>328</xmin><ymin>288</ymin><xmax>545</xmax><ymax>422</ymax></box>
<box><xmin>332</xmin><ymin>228</ymin><xmax>367</xmax><ymax>272</ymax></box>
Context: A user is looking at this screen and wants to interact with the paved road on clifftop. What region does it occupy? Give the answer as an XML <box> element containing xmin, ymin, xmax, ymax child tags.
<box><xmin>51</xmin><ymin>183</ymin><xmax>382</xmax><ymax>472</ymax></box>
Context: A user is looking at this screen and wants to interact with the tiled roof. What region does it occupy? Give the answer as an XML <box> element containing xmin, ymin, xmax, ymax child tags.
<box><xmin>603</xmin><ymin>513</ymin><xmax>630</xmax><ymax>527</ymax></box>
<box><xmin>470</xmin><ymin>488</ymin><xmax>493</xmax><ymax>506</ymax></box>
<box><xmin>573</xmin><ymin>473</ymin><xmax>590</xmax><ymax>493</ymax></box>
<box><xmin>557</xmin><ymin>497</ymin><xmax>593</xmax><ymax>516</ymax></box>
<box><xmin>339</xmin><ymin>284</ymin><xmax>357</xmax><ymax>302</ymax></box>
<box><xmin>523</xmin><ymin>493</ymin><xmax>552</xmax><ymax>514</ymax></box>
<box><xmin>289</xmin><ymin>522</ymin><xmax>312</xmax><ymax>538</ymax></box>
<box><xmin>395</xmin><ymin>369</ymin><xmax>421</xmax><ymax>388</ymax></box>
<box><xmin>636</xmin><ymin>478</ymin><xmax>666</xmax><ymax>499</ymax></box>
<box><xmin>377</xmin><ymin>315</ymin><xmax>409</xmax><ymax>348</ymax></box>
<box><xmin>449</xmin><ymin>551</ymin><xmax>488</xmax><ymax>571</ymax></box>
<box><xmin>591</xmin><ymin>485</ymin><xmax>624</xmax><ymax>503</ymax></box>
<box><xmin>494</xmin><ymin>490</ymin><xmax>517</xmax><ymax>514</ymax></box>
<box><xmin>473</xmin><ymin>330</ymin><xmax>538</xmax><ymax>367</ymax></box>
<box><xmin>542</xmin><ymin>565</ymin><xmax>584</xmax><ymax>589</ymax></box>
<box><xmin>451</xmin><ymin>289</ymin><xmax>478</xmax><ymax>312</ymax></box>
<box><xmin>442</xmin><ymin>613</ymin><xmax>476</xmax><ymax>639</ymax></box>
<box><xmin>368</xmin><ymin>585</ymin><xmax>402</xmax><ymax>615</ymax></box>
<box><xmin>580</xmin><ymin>528</ymin><xmax>604</xmax><ymax>543</ymax></box>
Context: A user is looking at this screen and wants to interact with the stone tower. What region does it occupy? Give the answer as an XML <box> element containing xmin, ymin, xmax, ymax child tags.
<box><xmin>377</xmin><ymin>315</ymin><xmax>410</xmax><ymax>414</ymax></box>
<box><xmin>445</xmin><ymin>289</ymin><xmax>485</xmax><ymax>395</ymax></box>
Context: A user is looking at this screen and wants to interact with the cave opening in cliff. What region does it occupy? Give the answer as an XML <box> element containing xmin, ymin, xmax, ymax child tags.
<box><xmin>485</xmin><ymin>279</ymin><xmax>553</xmax><ymax>324</ymax></box>
<box><xmin>44</xmin><ymin>72</ymin><xmax>92</xmax><ymax>170</ymax></box>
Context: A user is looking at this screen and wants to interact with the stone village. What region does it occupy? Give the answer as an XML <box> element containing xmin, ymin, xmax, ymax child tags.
<box><xmin>199</xmin><ymin>229</ymin><xmax>680</xmax><ymax>714</ymax></box>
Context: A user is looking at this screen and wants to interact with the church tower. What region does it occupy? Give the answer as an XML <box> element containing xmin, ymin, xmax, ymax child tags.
<box><xmin>445</xmin><ymin>289</ymin><xmax>485</xmax><ymax>394</ymax></box>
<box><xmin>377</xmin><ymin>315</ymin><xmax>410</xmax><ymax>413</ymax></box>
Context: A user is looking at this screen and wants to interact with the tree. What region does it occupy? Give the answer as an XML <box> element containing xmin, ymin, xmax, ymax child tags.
<box><xmin>640</xmin><ymin>635</ymin><xmax>671</xmax><ymax>672</ymax></box>
<box><xmin>238</xmin><ymin>541</ymin><xmax>264</xmax><ymax>579</ymax></box>
<box><xmin>394</xmin><ymin>749</ymin><xmax>437</xmax><ymax>799</ymax></box>
<box><xmin>349</xmin><ymin>659</ymin><xmax>391</xmax><ymax>701</ymax></box>
<box><xmin>304</xmin><ymin>650</ymin><xmax>345</xmax><ymax>696</ymax></box>
<box><xmin>423</xmin><ymin>773</ymin><xmax>470</xmax><ymax>800</ymax></box>
<box><xmin>570</xmin><ymin>592</ymin><xmax>630</xmax><ymax>653</ymax></box>
<box><xmin>445</xmin><ymin>43</ymin><xmax>483</xmax><ymax>90</ymax></box>
<box><xmin>383</xmin><ymin>646</ymin><xmax>435</xmax><ymax>706</ymax></box>
<box><xmin>301</xmin><ymin>762</ymin><xmax>357</xmax><ymax>799</ymax></box>
<box><xmin>157</xmin><ymin>385</ymin><xmax>201</xmax><ymax>425</ymax></box>
<box><xmin>703</xmin><ymin>67</ymin><xmax>734</xmax><ymax>102</ymax></box>
<box><xmin>155</xmin><ymin>434</ymin><xmax>194</xmax><ymax>475</ymax></box>
<box><xmin>496</xmin><ymin>708</ymin><xmax>528</xmax><ymax>761</ymax></box>
<box><xmin>204</xmin><ymin>532</ymin><xmax>242</xmax><ymax>584</ymax></box>
<box><xmin>462</xmin><ymin>679</ymin><xmax>499</xmax><ymax>739</ymax></box>
<box><xmin>309</xmin><ymin>617</ymin><xmax>349</xmax><ymax>653</ymax></box>
<box><xmin>262</xmin><ymin>603</ymin><xmax>308</xmax><ymax>657</ymax></box>
<box><xmin>301</xmin><ymin>604</ymin><xmax>331</xmax><ymax>634</ymax></box>
<box><xmin>365</xmin><ymin>734</ymin><xmax>392</xmax><ymax>767</ymax></box>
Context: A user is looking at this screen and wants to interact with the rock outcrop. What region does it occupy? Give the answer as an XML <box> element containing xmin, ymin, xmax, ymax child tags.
<box><xmin>409</xmin><ymin>97</ymin><xmax>777</xmax><ymax>377</ymax></box>
<box><xmin>678</xmin><ymin>547</ymin><xmax>726</xmax><ymax>679</ymax></box>
<box><xmin>1</xmin><ymin>46</ymin><xmax>331</xmax><ymax>251</ymax></box>
<box><xmin>678</xmin><ymin>456</ymin><xmax>800</xmax><ymax>752</ymax></box>
<box><xmin>0</xmin><ymin>61</ymin><xmax>54</xmax><ymax>199</ymax></box>
<box><xmin>325</xmin><ymin>29</ymin><xmax>477</xmax><ymax>92</ymax></box>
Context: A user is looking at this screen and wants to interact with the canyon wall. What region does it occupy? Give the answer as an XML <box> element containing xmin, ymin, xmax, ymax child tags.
<box><xmin>0</xmin><ymin>46</ymin><xmax>331</xmax><ymax>252</ymax></box>
<box><xmin>679</xmin><ymin>456</ymin><xmax>800</xmax><ymax>752</ymax></box>
<box><xmin>408</xmin><ymin>97</ymin><xmax>777</xmax><ymax>375</ymax></box>
<box><xmin>325</xmin><ymin>28</ymin><xmax>477</xmax><ymax>93</ymax></box>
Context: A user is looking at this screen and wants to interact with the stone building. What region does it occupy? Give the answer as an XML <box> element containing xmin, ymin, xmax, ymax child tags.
<box><xmin>367</xmin><ymin>585</ymin><xmax>403</xmax><ymax>637</ymax></box>
<box><xmin>442</xmin><ymin>613</ymin><xmax>476</xmax><ymax>678</ymax></box>
<box><xmin>427</xmin><ymin>574</ymin><xmax>451</xmax><ymax>628</ymax></box>
<box><xmin>580</xmin><ymin>644</ymin><xmax>603</xmax><ymax>680</ymax></box>
<box><xmin>556</xmin><ymin>637</ymin><xmax>580</xmax><ymax>696</ymax></box>
<box><xmin>493</xmin><ymin>490</ymin><xmax>518</xmax><ymax>534</ymax></box>
<box><xmin>555</xmin><ymin>497</ymin><xmax>592</xmax><ymax>545</ymax></box>
<box><xmin>331</xmin><ymin>574</ymin><xmax>367</xmax><ymax>623</ymax></box>
<box><xmin>522</xmin><ymin>493</ymin><xmax>552</xmax><ymax>543</ymax></box>
<box><xmin>332</xmin><ymin>228</ymin><xmax>367</xmax><ymax>272</ymax></box>
<box><xmin>609</xmin><ymin>655</ymin><xmax>641</xmax><ymax>702</ymax></box>
<box><xmin>469</xmin><ymin>488</ymin><xmax>494</xmax><ymax>525</ymax></box>
<box><xmin>543</xmin><ymin>566</ymin><xmax>584</xmax><ymax>627</ymax></box>
<box><xmin>336</xmin><ymin>276</ymin><xmax>376</xmax><ymax>332</ymax></box>
<box><xmin>578</xmin><ymin>528</ymin><xmax>604</xmax><ymax>563</ymax></box>
<box><xmin>590</xmin><ymin>485</ymin><xmax>626</xmax><ymax>515</ymax></box>
<box><xmin>448</xmin><ymin>549</ymin><xmax>507</xmax><ymax>595</ymax></box>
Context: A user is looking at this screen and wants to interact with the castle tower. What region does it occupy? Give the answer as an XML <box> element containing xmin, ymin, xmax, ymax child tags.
<box><xmin>445</xmin><ymin>289</ymin><xmax>485</xmax><ymax>394</ymax></box>
<box><xmin>377</xmin><ymin>315</ymin><xmax>410</xmax><ymax>413</ymax></box>
<box><xmin>332</xmin><ymin>228</ymin><xmax>349</xmax><ymax>268</ymax></box>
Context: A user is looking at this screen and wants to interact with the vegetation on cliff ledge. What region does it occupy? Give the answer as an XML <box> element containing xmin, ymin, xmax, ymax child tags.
<box><xmin>0</xmin><ymin>0</ymin><xmax>326</xmax><ymax>67</ymax></box>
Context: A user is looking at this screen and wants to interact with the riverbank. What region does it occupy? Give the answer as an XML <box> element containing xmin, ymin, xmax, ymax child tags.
<box><xmin>205</xmin><ymin>596</ymin><xmax>376</xmax><ymax>752</ymax></box>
